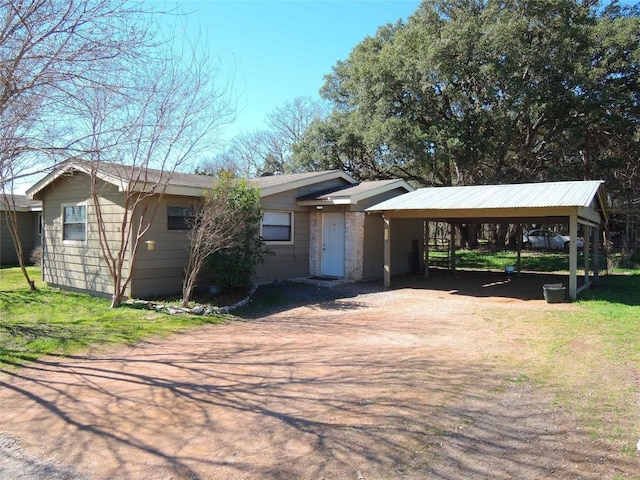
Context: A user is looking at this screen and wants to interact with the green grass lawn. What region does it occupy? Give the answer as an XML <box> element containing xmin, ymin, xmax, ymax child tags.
<box><xmin>429</xmin><ymin>248</ymin><xmax>609</xmax><ymax>273</ymax></box>
<box><xmin>518</xmin><ymin>271</ymin><xmax>640</xmax><ymax>457</ymax></box>
<box><xmin>0</xmin><ymin>266</ymin><xmax>224</xmax><ymax>367</ymax></box>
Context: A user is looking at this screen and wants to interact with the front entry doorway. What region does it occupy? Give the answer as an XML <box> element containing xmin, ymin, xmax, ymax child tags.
<box><xmin>321</xmin><ymin>212</ymin><xmax>345</xmax><ymax>277</ymax></box>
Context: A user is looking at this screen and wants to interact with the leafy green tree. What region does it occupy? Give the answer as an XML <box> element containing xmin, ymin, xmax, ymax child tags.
<box><xmin>201</xmin><ymin>175</ymin><xmax>265</xmax><ymax>293</ymax></box>
<box><xmin>294</xmin><ymin>0</ymin><xmax>639</xmax><ymax>194</ymax></box>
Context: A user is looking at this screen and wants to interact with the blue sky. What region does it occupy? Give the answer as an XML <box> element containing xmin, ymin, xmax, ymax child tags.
<box><xmin>13</xmin><ymin>1</ymin><xmax>420</xmax><ymax>194</ymax></box>
<box><xmin>175</xmin><ymin>1</ymin><xmax>422</xmax><ymax>141</ymax></box>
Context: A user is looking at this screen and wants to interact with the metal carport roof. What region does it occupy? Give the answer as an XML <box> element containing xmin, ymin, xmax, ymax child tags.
<box><xmin>366</xmin><ymin>180</ymin><xmax>607</xmax><ymax>224</ymax></box>
<box><xmin>366</xmin><ymin>180</ymin><xmax>609</xmax><ymax>301</ymax></box>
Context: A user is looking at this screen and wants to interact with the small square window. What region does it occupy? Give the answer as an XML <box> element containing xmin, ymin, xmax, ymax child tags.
<box><xmin>262</xmin><ymin>211</ymin><xmax>293</xmax><ymax>243</ymax></box>
<box><xmin>62</xmin><ymin>205</ymin><xmax>86</xmax><ymax>241</ymax></box>
<box><xmin>168</xmin><ymin>206</ymin><xmax>195</xmax><ymax>231</ymax></box>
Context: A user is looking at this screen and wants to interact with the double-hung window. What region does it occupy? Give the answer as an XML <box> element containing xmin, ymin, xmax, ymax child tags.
<box><xmin>261</xmin><ymin>211</ymin><xmax>293</xmax><ymax>244</ymax></box>
<box><xmin>62</xmin><ymin>204</ymin><xmax>86</xmax><ymax>242</ymax></box>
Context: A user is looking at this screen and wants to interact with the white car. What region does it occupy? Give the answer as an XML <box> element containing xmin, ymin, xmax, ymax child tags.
<box><xmin>523</xmin><ymin>229</ymin><xmax>584</xmax><ymax>250</ymax></box>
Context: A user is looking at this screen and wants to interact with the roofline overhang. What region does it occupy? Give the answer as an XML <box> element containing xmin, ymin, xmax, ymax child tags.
<box><xmin>297</xmin><ymin>179</ymin><xmax>414</xmax><ymax>207</ymax></box>
<box><xmin>298</xmin><ymin>198</ymin><xmax>354</xmax><ymax>206</ymax></box>
<box><xmin>258</xmin><ymin>170</ymin><xmax>356</xmax><ymax>198</ymax></box>
<box><xmin>376</xmin><ymin>206</ymin><xmax>604</xmax><ymax>225</ymax></box>
<box><xmin>0</xmin><ymin>205</ymin><xmax>42</xmax><ymax>213</ymax></box>
<box><xmin>27</xmin><ymin>163</ymin><xmax>357</xmax><ymax>200</ymax></box>
<box><xmin>26</xmin><ymin>162</ymin><xmax>130</xmax><ymax>199</ymax></box>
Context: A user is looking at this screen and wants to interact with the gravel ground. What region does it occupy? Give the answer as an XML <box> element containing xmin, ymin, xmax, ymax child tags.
<box><xmin>1</xmin><ymin>272</ymin><xmax>638</xmax><ymax>479</ymax></box>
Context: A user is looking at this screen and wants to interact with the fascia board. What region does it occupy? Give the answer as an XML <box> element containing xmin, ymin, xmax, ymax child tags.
<box><xmin>577</xmin><ymin>206</ymin><xmax>602</xmax><ymax>225</ymax></box>
<box><xmin>0</xmin><ymin>206</ymin><xmax>36</xmax><ymax>213</ymax></box>
<box><xmin>379</xmin><ymin>206</ymin><xmax>578</xmax><ymax>220</ymax></box>
<box><xmin>26</xmin><ymin>162</ymin><xmax>127</xmax><ymax>198</ymax></box>
<box><xmin>158</xmin><ymin>185</ymin><xmax>209</xmax><ymax>197</ymax></box>
<box><xmin>297</xmin><ymin>198</ymin><xmax>353</xmax><ymax>206</ymax></box>
<box><xmin>26</xmin><ymin>165</ymin><xmax>77</xmax><ymax>198</ymax></box>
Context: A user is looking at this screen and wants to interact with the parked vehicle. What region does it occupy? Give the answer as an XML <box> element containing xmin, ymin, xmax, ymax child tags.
<box><xmin>522</xmin><ymin>229</ymin><xmax>584</xmax><ymax>250</ymax></box>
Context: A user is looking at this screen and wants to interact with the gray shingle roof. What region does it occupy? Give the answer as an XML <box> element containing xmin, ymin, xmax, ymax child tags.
<box><xmin>27</xmin><ymin>159</ymin><xmax>354</xmax><ymax>198</ymax></box>
<box><xmin>0</xmin><ymin>194</ymin><xmax>41</xmax><ymax>211</ymax></box>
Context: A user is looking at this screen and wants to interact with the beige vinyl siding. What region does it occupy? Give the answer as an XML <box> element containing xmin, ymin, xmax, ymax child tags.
<box><xmin>0</xmin><ymin>211</ymin><xmax>36</xmax><ymax>265</ymax></box>
<box><xmin>389</xmin><ymin>218</ymin><xmax>424</xmax><ymax>276</ymax></box>
<box><xmin>129</xmin><ymin>196</ymin><xmax>197</xmax><ymax>298</ymax></box>
<box><xmin>359</xmin><ymin>189</ymin><xmax>415</xmax><ymax>280</ymax></box>
<box><xmin>38</xmin><ymin>173</ymin><xmax>128</xmax><ymax>297</ymax></box>
<box><xmin>363</xmin><ymin>213</ymin><xmax>384</xmax><ymax>280</ymax></box>
<box><xmin>255</xmin><ymin>190</ymin><xmax>314</xmax><ymax>284</ymax></box>
<box><xmin>362</xmin><ymin>216</ymin><xmax>424</xmax><ymax>280</ymax></box>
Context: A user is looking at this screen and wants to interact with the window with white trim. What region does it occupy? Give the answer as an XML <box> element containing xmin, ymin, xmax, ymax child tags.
<box><xmin>62</xmin><ymin>204</ymin><xmax>86</xmax><ymax>242</ymax></box>
<box><xmin>167</xmin><ymin>206</ymin><xmax>195</xmax><ymax>231</ymax></box>
<box><xmin>261</xmin><ymin>211</ymin><xmax>293</xmax><ymax>243</ymax></box>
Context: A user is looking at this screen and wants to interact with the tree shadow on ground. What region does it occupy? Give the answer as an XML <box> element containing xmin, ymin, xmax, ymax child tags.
<box><xmin>1</xmin><ymin>335</ymin><xmax>636</xmax><ymax>479</ymax></box>
<box><xmin>236</xmin><ymin>280</ymin><xmax>383</xmax><ymax>319</ymax></box>
<box><xmin>392</xmin><ymin>270</ymin><xmax>581</xmax><ymax>302</ymax></box>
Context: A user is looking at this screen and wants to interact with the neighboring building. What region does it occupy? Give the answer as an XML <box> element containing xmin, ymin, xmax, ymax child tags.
<box><xmin>0</xmin><ymin>195</ymin><xmax>42</xmax><ymax>265</ymax></box>
<box><xmin>26</xmin><ymin>161</ymin><xmax>417</xmax><ymax>299</ymax></box>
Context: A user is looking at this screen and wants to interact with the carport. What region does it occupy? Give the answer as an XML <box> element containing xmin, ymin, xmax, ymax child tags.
<box><xmin>366</xmin><ymin>180</ymin><xmax>608</xmax><ymax>301</ymax></box>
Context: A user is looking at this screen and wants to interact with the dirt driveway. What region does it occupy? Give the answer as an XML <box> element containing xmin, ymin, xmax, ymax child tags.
<box><xmin>1</xmin><ymin>273</ymin><xmax>638</xmax><ymax>479</ymax></box>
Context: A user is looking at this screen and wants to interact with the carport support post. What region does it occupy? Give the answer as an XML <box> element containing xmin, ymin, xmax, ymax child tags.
<box><xmin>424</xmin><ymin>220</ymin><xmax>429</xmax><ymax>278</ymax></box>
<box><xmin>569</xmin><ymin>214</ymin><xmax>578</xmax><ymax>301</ymax></box>
<box><xmin>449</xmin><ymin>223</ymin><xmax>456</xmax><ymax>272</ymax></box>
<box><xmin>516</xmin><ymin>224</ymin><xmax>522</xmax><ymax>274</ymax></box>
<box><xmin>593</xmin><ymin>227</ymin><xmax>600</xmax><ymax>284</ymax></box>
<box><xmin>384</xmin><ymin>215</ymin><xmax>391</xmax><ymax>288</ymax></box>
<box><xmin>584</xmin><ymin>225</ymin><xmax>590</xmax><ymax>287</ymax></box>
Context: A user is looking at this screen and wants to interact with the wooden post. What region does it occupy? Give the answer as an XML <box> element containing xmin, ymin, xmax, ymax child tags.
<box><xmin>569</xmin><ymin>215</ymin><xmax>578</xmax><ymax>301</ymax></box>
<box><xmin>424</xmin><ymin>220</ymin><xmax>430</xmax><ymax>278</ymax></box>
<box><xmin>449</xmin><ymin>223</ymin><xmax>456</xmax><ymax>272</ymax></box>
<box><xmin>584</xmin><ymin>225</ymin><xmax>590</xmax><ymax>287</ymax></box>
<box><xmin>384</xmin><ymin>215</ymin><xmax>391</xmax><ymax>288</ymax></box>
<box><xmin>516</xmin><ymin>223</ymin><xmax>522</xmax><ymax>274</ymax></box>
<box><xmin>593</xmin><ymin>226</ymin><xmax>600</xmax><ymax>284</ymax></box>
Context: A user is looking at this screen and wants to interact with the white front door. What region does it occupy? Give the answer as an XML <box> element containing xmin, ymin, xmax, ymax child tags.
<box><xmin>321</xmin><ymin>212</ymin><xmax>345</xmax><ymax>277</ymax></box>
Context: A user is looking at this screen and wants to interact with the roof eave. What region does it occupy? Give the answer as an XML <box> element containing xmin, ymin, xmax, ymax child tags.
<box><xmin>298</xmin><ymin>179</ymin><xmax>414</xmax><ymax>206</ymax></box>
<box><xmin>258</xmin><ymin>171</ymin><xmax>356</xmax><ymax>198</ymax></box>
<box><xmin>349</xmin><ymin>179</ymin><xmax>414</xmax><ymax>204</ymax></box>
<box><xmin>297</xmin><ymin>198</ymin><xmax>354</xmax><ymax>206</ymax></box>
<box><xmin>26</xmin><ymin>161</ymin><xmax>130</xmax><ymax>199</ymax></box>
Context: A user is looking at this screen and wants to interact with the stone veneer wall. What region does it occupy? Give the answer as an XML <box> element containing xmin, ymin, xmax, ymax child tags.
<box><xmin>308</xmin><ymin>211</ymin><xmax>321</xmax><ymax>277</ymax></box>
<box><xmin>344</xmin><ymin>211</ymin><xmax>365</xmax><ymax>281</ymax></box>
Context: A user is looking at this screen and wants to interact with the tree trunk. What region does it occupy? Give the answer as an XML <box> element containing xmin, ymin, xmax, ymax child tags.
<box><xmin>468</xmin><ymin>224</ymin><xmax>479</xmax><ymax>249</ymax></box>
<box><xmin>582</xmin><ymin>135</ymin><xmax>591</xmax><ymax>181</ymax></box>
<box><xmin>497</xmin><ymin>223</ymin><xmax>509</xmax><ymax>250</ymax></box>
